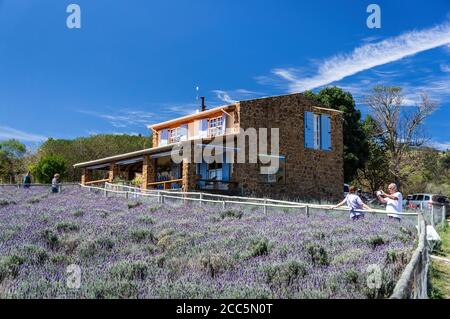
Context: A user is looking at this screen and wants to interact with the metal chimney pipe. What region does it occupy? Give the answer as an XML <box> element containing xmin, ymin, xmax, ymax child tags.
<box><xmin>201</xmin><ymin>97</ymin><xmax>206</xmax><ymax>112</ymax></box>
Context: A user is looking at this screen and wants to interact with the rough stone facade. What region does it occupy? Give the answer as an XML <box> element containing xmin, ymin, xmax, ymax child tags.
<box><xmin>142</xmin><ymin>155</ymin><xmax>156</xmax><ymax>190</ymax></box>
<box><xmin>231</xmin><ymin>93</ymin><xmax>344</xmax><ymax>202</ymax></box>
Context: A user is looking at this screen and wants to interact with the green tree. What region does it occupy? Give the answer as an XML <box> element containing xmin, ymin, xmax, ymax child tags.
<box><xmin>0</xmin><ymin>139</ymin><xmax>27</xmax><ymax>184</ymax></box>
<box><xmin>355</xmin><ymin>116</ymin><xmax>390</xmax><ymax>194</ymax></box>
<box><xmin>34</xmin><ymin>134</ymin><xmax>151</xmax><ymax>182</ymax></box>
<box><xmin>306</xmin><ymin>87</ymin><xmax>368</xmax><ymax>182</ymax></box>
<box><xmin>31</xmin><ymin>155</ymin><xmax>67</xmax><ymax>183</ymax></box>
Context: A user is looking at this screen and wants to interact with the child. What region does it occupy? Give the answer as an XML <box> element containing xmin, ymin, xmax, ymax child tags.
<box><xmin>332</xmin><ymin>186</ymin><xmax>371</xmax><ymax>220</ymax></box>
<box><xmin>51</xmin><ymin>174</ymin><xmax>60</xmax><ymax>193</ymax></box>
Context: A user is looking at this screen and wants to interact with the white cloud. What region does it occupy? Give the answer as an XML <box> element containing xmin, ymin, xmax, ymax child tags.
<box><xmin>0</xmin><ymin>126</ymin><xmax>47</xmax><ymax>142</ymax></box>
<box><xmin>429</xmin><ymin>140</ymin><xmax>450</xmax><ymax>151</ymax></box>
<box><xmin>272</xmin><ymin>21</ymin><xmax>450</xmax><ymax>93</ymax></box>
<box><xmin>212</xmin><ymin>89</ymin><xmax>267</xmax><ymax>105</ymax></box>
<box><xmin>78</xmin><ymin>109</ymin><xmax>157</xmax><ymax>128</ymax></box>
<box><xmin>212</xmin><ymin>90</ymin><xmax>237</xmax><ymax>104</ymax></box>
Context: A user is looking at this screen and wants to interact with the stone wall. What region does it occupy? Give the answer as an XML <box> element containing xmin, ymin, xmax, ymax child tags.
<box><xmin>231</xmin><ymin>93</ymin><xmax>344</xmax><ymax>202</ymax></box>
<box><xmin>142</xmin><ymin>155</ymin><xmax>156</xmax><ymax>190</ymax></box>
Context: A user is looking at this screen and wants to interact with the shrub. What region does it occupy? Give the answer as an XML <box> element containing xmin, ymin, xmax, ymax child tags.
<box><xmin>51</xmin><ymin>254</ymin><xmax>72</xmax><ymax>265</ymax></box>
<box><xmin>264</xmin><ymin>260</ymin><xmax>307</xmax><ymax>287</ymax></box>
<box><xmin>130</xmin><ymin>229</ymin><xmax>155</xmax><ymax>243</ymax></box>
<box><xmin>343</xmin><ymin>270</ymin><xmax>359</xmax><ymax>284</ymax></box>
<box><xmin>27</xmin><ymin>197</ymin><xmax>41</xmax><ymax>204</ymax></box>
<box><xmin>79</xmin><ymin>241</ymin><xmax>98</xmax><ymax>259</ymax></box>
<box><xmin>73</xmin><ymin>210</ymin><xmax>84</xmax><ymax>217</ymax></box>
<box><xmin>31</xmin><ymin>155</ymin><xmax>66</xmax><ymax>183</ymax></box>
<box><xmin>0</xmin><ymin>254</ymin><xmax>25</xmax><ymax>282</ymax></box>
<box><xmin>307</xmin><ymin>244</ymin><xmax>330</xmax><ymax>266</ymax></box>
<box><xmin>138</xmin><ymin>215</ymin><xmax>155</xmax><ymax>225</ymax></box>
<box><xmin>24</xmin><ymin>245</ymin><xmax>49</xmax><ymax>265</ymax></box>
<box><xmin>368</xmin><ymin>236</ymin><xmax>385</xmax><ymax>249</ymax></box>
<box><xmin>41</xmin><ymin>229</ymin><xmax>60</xmax><ymax>250</ymax></box>
<box><xmin>110</xmin><ymin>261</ymin><xmax>148</xmax><ymax>281</ymax></box>
<box><xmin>96</xmin><ymin>237</ymin><xmax>115</xmax><ymax>250</ymax></box>
<box><xmin>248</xmin><ymin>238</ymin><xmax>269</xmax><ymax>257</ymax></box>
<box><xmin>56</xmin><ymin>222</ymin><xmax>80</xmax><ymax>233</ymax></box>
<box><xmin>91</xmin><ymin>280</ymin><xmax>139</xmax><ymax>299</ymax></box>
<box><xmin>220</xmin><ymin>210</ymin><xmax>243</xmax><ymax>220</ymax></box>
<box><xmin>127</xmin><ymin>201</ymin><xmax>142</xmax><ymax>209</ymax></box>
<box><xmin>0</xmin><ymin>199</ymin><xmax>15</xmax><ymax>206</ymax></box>
<box><xmin>200</xmin><ymin>254</ymin><xmax>232</xmax><ymax>278</ymax></box>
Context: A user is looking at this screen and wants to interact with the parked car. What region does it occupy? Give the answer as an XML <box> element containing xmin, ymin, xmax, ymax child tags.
<box><xmin>407</xmin><ymin>193</ymin><xmax>450</xmax><ymax>214</ymax></box>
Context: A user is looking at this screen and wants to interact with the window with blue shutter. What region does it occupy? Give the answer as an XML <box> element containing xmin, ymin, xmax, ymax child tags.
<box><xmin>304</xmin><ymin>112</ymin><xmax>314</xmax><ymax>149</ymax></box>
<box><xmin>160</xmin><ymin>129</ymin><xmax>168</xmax><ymax>146</ymax></box>
<box><xmin>320</xmin><ymin>115</ymin><xmax>332</xmax><ymax>151</ymax></box>
<box><xmin>222</xmin><ymin>153</ymin><xmax>231</xmax><ymax>181</ymax></box>
<box><xmin>222</xmin><ymin>114</ymin><xmax>227</xmax><ymax>135</ymax></box>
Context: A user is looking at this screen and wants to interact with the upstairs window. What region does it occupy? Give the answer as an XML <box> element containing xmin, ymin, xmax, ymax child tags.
<box><xmin>169</xmin><ymin>127</ymin><xmax>181</xmax><ymax>144</ymax></box>
<box><xmin>208</xmin><ymin>116</ymin><xmax>224</xmax><ymax>137</ymax></box>
<box><xmin>304</xmin><ymin>112</ymin><xmax>332</xmax><ymax>151</ymax></box>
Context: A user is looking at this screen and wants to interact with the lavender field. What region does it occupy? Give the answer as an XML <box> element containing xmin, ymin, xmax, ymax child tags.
<box><xmin>0</xmin><ymin>186</ymin><xmax>417</xmax><ymax>299</ymax></box>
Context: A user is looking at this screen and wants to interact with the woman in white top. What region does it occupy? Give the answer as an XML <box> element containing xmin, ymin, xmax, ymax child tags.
<box><xmin>333</xmin><ymin>186</ymin><xmax>371</xmax><ymax>220</ymax></box>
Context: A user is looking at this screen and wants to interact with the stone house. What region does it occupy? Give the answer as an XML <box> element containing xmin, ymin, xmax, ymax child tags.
<box><xmin>74</xmin><ymin>93</ymin><xmax>344</xmax><ymax>201</ymax></box>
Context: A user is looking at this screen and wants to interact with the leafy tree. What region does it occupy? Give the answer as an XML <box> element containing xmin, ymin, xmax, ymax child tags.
<box><xmin>0</xmin><ymin>139</ymin><xmax>27</xmax><ymax>184</ymax></box>
<box><xmin>34</xmin><ymin>134</ymin><xmax>151</xmax><ymax>182</ymax></box>
<box><xmin>31</xmin><ymin>155</ymin><xmax>67</xmax><ymax>183</ymax></box>
<box><xmin>355</xmin><ymin>116</ymin><xmax>390</xmax><ymax>194</ymax></box>
<box><xmin>305</xmin><ymin>87</ymin><xmax>368</xmax><ymax>182</ymax></box>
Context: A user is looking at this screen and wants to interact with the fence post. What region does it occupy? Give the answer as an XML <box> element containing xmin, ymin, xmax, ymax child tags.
<box><xmin>199</xmin><ymin>193</ymin><xmax>203</xmax><ymax>207</ymax></box>
<box><xmin>157</xmin><ymin>191</ymin><xmax>161</xmax><ymax>204</ymax></box>
<box><xmin>305</xmin><ymin>205</ymin><xmax>310</xmax><ymax>217</ymax></box>
<box><xmin>104</xmin><ymin>189</ymin><xmax>107</xmax><ymax>198</ymax></box>
<box><xmin>222</xmin><ymin>201</ymin><xmax>226</xmax><ymax>210</ymax></box>
<box><xmin>126</xmin><ymin>192</ymin><xmax>129</xmax><ymax>199</ymax></box>
<box><xmin>431</xmin><ymin>204</ymin><xmax>435</xmax><ymax>227</ymax></box>
<box><xmin>263</xmin><ymin>199</ymin><xmax>267</xmax><ymax>214</ymax></box>
<box><xmin>443</xmin><ymin>206</ymin><xmax>447</xmax><ymax>228</ymax></box>
<box><xmin>161</xmin><ymin>194</ymin><xmax>165</xmax><ymax>204</ymax></box>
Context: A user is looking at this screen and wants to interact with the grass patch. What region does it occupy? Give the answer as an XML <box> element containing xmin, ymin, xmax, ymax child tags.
<box><xmin>110</xmin><ymin>261</ymin><xmax>148</xmax><ymax>281</ymax></box>
<box><xmin>23</xmin><ymin>245</ymin><xmax>49</xmax><ymax>265</ymax></box>
<box><xmin>127</xmin><ymin>201</ymin><xmax>142</xmax><ymax>209</ymax></box>
<box><xmin>56</xmin><ymin>222</ymin><xmax>80</xmax><ymax>233</ymax></box>
<box><xmin>220</xmin><ymin>210</ymin><xmax>243</xmax><ymax>220</ymax></box>
<box><xmin>247</xmin><ymin>238</ymin><xmax>269</xmax><ymax>258</ymax></box>
<box><xmin>41</xmin><ymin>229</ymin><xmax>60</xmax><ymax>250</ymax></box>
<box><xmin>129</xmin><ymin>229</ymin><xmax>155</xmax><ymax>243</ymax></box>
<box><xmin>306</xmin><ymin>243</ymin><xmax>330</xmax><ymax>266</ymax></box>
<box><xmin>264</xmin><ymin>260</ymin><xmax>307</xmax><ymax>287</ymax></box>
<box><xmin>138</xmin><ymin>215</ymin><xmax>155</xmax><ymax>225</ymax></box>
<box><xmin>73</xmin><ymin>210</ymin><xmax>84</xmax><ymax>217</ymax></box>
<box><xmin>0</xmin><ymin>254</ymin><xmax>25</xmax><ymax>282</ymax></box>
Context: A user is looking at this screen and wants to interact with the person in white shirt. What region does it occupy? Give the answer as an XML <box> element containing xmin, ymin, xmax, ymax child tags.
<box><xmin>377</xmin><ymin>183</ymin><xmax>403</xmax><ymax>221</ymax></box>
<box><xmin>332</xmin><ymin>186</ymin><xmax>371</xmax><ymax>220</ymax></box>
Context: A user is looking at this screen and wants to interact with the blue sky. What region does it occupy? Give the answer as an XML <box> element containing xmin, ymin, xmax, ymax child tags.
<box><xmin>0</xmin><ymin>0</ymin><xmax>449</xmax><ymax>150</ymax></box>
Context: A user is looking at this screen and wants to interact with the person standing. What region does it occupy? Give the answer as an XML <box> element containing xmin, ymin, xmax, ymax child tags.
<box><xmin>377</xmin><ymin>183</ymin><xmax>403</xmax><ymax>221</ymax></box>
<box><xmin>332</xmin><ymin>186</ymin><xmax>371</xmax><ymax>220</ymax></box>
<box><xmin>23</xmin><ymin>171</ymin><xmax>31</xmax><ymax>188</ymax></box>
<box><xmin>51</xmin><ymin>174</ymin><xmax>60</xmax><ymax>193</ymax></box>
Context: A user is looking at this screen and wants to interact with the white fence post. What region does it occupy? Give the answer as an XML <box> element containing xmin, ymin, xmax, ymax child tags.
<box><xmin>443</xmin><ymin>206</ymin><xmax>447</xmax><ymax>228</ymax></box>
<box><xmin>222</xmin><ymin>201</ymin><xmax>226</xmax><ymax>210</ymax></box>
<box><xmin>199</xmin><ymin>193</ymin><xmax>203</xmax><ymax>207</ymax></box>
<box><xmin>431</xmin><ymin>204</ymin><xmax>435</xmax><ymax>227</ymax></box>
<box><xmin>305</xmin><ymin>205</ymin><xmax>310</xmax><ymax>217</ymax></box>
<box><xmin>263</xmin><ymin>199</ymin><xmax>267</xmax><ymax>214</ymax></box>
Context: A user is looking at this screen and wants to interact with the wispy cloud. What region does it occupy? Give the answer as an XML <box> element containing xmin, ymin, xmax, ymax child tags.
<box><xmin>269</xmin><ymin>21</ymin><xmax>450</xmax><ymax>93</ymax></box>
<box><xmin>0</xmin><ymin>126</ymin><xmax>47</xmax><ymax>142</ymax></box>
<box><xmin>78</xmin><ymin>109</ymin><xmax>157</xmax><ymax>128</ymax></box>
<box><xmin>429</xmin><ymin>140</ymin><xmax>450</xmax><ymax>151</ymax></box>
<box><xmin>212</xmin><ymin>89</ymin><xmax>267</xmax><ymax>105</ymax></box>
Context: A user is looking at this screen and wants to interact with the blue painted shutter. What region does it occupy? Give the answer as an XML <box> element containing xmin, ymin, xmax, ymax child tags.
<box><xmin>304</xmin><ymin>112</ymin><xmax>314</xmax><ymax>149</ymax></box>
<box><xmin>160</xmin><ymin>129</ymin><xmax>168</xmax><ymax>146</ymax></box>
<box><xmin>180</xmin><ymin>124</ymin><xmax>188</xmax><ymax>141</ymax></box>
<box><xmin>222</xmin><ymin>153</ymin><xmax>230</xmax><ymax>181</ymax></box>
<box><xmin>321</xmin><ymin>115</ymin><xmax>332</xmax><ymax>151</ymax></box>
<box><xmin>198</xmin><ymin>162</ymin><xmax>208</xmax><ymax>188</ymax></box>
